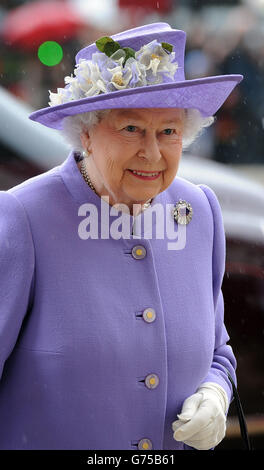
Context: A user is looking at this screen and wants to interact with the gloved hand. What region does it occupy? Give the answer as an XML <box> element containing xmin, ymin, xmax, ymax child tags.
<box><xmin>172</xmin><ymin>382</ymin><xmax>229</xmax><ymax>450</ymax></box>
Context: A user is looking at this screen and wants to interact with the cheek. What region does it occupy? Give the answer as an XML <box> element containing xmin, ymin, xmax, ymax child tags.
<box><xmin>95</xmin><ymin>138</ymin><xmax>133</xmax><ymax>172</ymax></box>
<box><xmin>166</xmin><ymin>146</ymin><xmax>182</xmax><ymax>169</ymax></box>
<box><xmin>105</xmin><ymin>148</ymin><xmax>134</xmax><ymax>175</ymax></box>
<box><xmin>102</xmin><ymin>156</ymin><xmax>116</xmax><ymax>175</ymax></box>
<box><xmin>163</xmin><ymin>146</ymin><xmax>182</xmax><ymax>182</ymax></box>
<box><xmin>101</xmin><ymin>155</ymin><xmax>126</xmax><ymax>183</ymax></box>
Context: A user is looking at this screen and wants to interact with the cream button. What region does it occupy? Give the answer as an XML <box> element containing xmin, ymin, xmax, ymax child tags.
<box><xmin>138</xmin><ymin>438</ymin><xmax>153</xmax><ymax>450</ymax></box>
<box><xmin>132</xmin><ymin>245</ymin><xmax>146</xmax><ymax>260</ymax></box>
<box><xmin>142</xmin><ymin>308</ymin><xmax>156</xmax><ymax>323</ymax></box>
<box><xmin>145</xmin><ymin>373</ymin><xmax>159</xmax><ymax>389</ymax></box>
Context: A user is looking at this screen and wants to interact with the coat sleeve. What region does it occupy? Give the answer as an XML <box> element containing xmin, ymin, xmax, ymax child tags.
<box><xmin>0</xmin><ymin>191</ymin><xmax>35</xmax><ymax>380</ymax></box>
<box><xmin>198</xmin><ymin>184</ymin><xmax>237</xmax><ymax>406</ymax></box>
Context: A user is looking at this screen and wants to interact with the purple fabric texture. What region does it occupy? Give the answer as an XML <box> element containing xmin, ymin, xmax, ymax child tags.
<box><xmin>28</xmin><ymin>22</ymin><xmax>243</xmax><ymax>130</ymax></box>
<box><xmin>0</xmin><ymin>151</ymin><xmax>236</xmax><ymax>450</ymax></box>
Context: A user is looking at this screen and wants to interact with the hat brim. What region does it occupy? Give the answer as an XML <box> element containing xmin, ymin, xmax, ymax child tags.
<box><xmin>28</xmin><ymin>74</ymin><xmax>243</xmax><ymax>130</ymax></box>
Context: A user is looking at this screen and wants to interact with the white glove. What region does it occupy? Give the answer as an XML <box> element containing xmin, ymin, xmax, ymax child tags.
<box><xmin>172</xmin><ymin>382</ymin><xmax>229</xmax><ymax>450</ymax></box>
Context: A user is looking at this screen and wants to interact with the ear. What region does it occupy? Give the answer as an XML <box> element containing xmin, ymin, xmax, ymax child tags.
<box><xmin>80</xmin><ymin>130</ymin><xmax>91</xmax><ymax>152</ymax></box>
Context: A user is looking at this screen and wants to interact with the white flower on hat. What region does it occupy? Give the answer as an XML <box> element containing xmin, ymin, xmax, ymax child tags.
<box><xmin>48</xmin><ymin>88</ymin><xmax>70</xmax><ymax>106</ymax></box>
<box><xmin>135</xmin><ymin>40</ymin><xmax>178</xmax><ymax>83</ymax></box>
<box><xmin>125</xmin><ymin>57</ymin><xmax>147</xmax><ymax>88</ymax></box>
<box><xmin>48</xmin><ymin>38</ymin><xmax>177</xmax><ymax>106</ymax></box>
<box><xmin>108</xmin><ymin>48</ymin><xmax>126</xmax><ymax>66</ymax></box>
<box><xmin>109</xmin><ymin>64</ymin><xmax>132</xmax><ymax>90</ymax></box>
<box><xmin>63</xmin><ymin>75</ymin><xmax>83</xmax><ymax>100</ymax></box>
<box><xmin>84</xmin><ymin>62</ymin><xmax>107</xmax><ymax>96</ymax></box>
<box><xmin>107</xmin><ymin>56</ymin><xmax>148</xmax><ymax>91</ymax></box>
<box><xmin>67</xmin><ymin>60</ymin><xmax>107</xmax><ymax>97</ymax></box>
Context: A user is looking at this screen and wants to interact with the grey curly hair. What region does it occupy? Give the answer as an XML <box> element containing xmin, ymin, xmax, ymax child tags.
<box><xmin>59</xmin><ymin>108</ymin><xmax>215</xmax><ymax>152</ymax></box>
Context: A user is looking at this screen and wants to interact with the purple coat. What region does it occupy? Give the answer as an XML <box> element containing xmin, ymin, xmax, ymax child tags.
<box><xmin>0</xmin><ymin>150</ymin><xmax>236</xmax><ymax>450</ymax></box>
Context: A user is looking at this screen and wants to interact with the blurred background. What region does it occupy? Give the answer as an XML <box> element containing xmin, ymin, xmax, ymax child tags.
<box><xmin>0</xmin><ymin>0</ymin><xmax>263</xmax><ymax>450</ymax></box>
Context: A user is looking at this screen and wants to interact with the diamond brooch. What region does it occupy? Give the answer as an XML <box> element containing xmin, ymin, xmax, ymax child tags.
<box><xmin>172</xmin><ymin>199</ymin><xmax>193</xmax><ymax>225</ymax></box>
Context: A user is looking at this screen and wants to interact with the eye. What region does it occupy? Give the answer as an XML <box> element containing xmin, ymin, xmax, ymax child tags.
<box><xmin>124</xmin><ymin>125</ymin><xmax>138</xmax><ymax>132</ymax></box>
<box><xmin>163</xmin><ymin>128</ymin><xmax>175</xmax><ymax>135</ymax></box>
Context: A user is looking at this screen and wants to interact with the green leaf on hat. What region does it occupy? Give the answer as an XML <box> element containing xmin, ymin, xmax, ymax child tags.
<box><xmin>95</xmin><ymin>36</ymin><xmax>114</xmax><ymax>52</ymax></box>
<box><xmin>161</xmin><ymin>42</ymin><xmax>173</xmax><ymax>53</ymax></box>
<box><xmin>123</xmin><ymin>47</ymin><xmax>136</xmax><ymax>65</ymax></box>
<box><xmin>104</xmin><ymin>40</ymin><xmax>121</xmax><ymax>57</ymax></box>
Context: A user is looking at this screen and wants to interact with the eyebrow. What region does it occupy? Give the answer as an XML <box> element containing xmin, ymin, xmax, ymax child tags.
<box><xmin>115</xmin><ymin>110</ymin><xmax>182</xmax><ymax>125</ymax></box>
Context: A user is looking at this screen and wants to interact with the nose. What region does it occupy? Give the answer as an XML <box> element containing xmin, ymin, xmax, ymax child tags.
<box><xmin>138</xmin><ymin>132</ymin><xmax>162</xmax><ymax>163</ymax></box>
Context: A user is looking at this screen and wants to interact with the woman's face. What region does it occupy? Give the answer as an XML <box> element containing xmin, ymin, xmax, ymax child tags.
<box><xmin>81</xmin><ymin>107</ymin><xmax>185</xmax><ymax>210</ymax></box>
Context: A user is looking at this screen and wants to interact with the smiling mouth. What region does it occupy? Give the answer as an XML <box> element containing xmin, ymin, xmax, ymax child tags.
<box><xmin>128</xmin><ymin>169</ymin><xmax>162</xmax><ymax>177</ymax></box>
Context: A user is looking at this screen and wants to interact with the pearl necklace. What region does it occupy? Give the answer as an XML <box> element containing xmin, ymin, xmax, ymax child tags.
<box><xmin>80</xmin><ymin>158</ymin><xmax>153</xmax><ymax>212</ymax></box>
<box><xmin>80</xmin><ymin>158</ymin><xmax>96</xmax><ymax>192</ymax></box>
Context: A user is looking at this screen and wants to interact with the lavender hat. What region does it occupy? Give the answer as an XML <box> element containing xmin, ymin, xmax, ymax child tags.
<box><xmin>29</xmin><ymin>22</ymin><xmax>243</xmax><ymax>130</ymax></box>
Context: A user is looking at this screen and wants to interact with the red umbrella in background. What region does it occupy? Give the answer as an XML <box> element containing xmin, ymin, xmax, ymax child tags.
<box><xmin>118</xmin><ymin>0</ymin><xmax>173</xmax><ymax>14</ymax></box>
<box><xmin>1</xmin><ymin>0</ymin><xmax>87</xmax><ymax>51</ymax></box>
<box><xmin>118</xmin><ymin>0</ymin><xmax>174</xmax><ymax>27</ymax></box>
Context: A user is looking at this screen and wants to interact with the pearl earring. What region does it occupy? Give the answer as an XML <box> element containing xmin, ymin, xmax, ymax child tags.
<box><xmin>82</xmin><ymin>149</ymin><xmax>90</xmax><ymax>158</ymax></box>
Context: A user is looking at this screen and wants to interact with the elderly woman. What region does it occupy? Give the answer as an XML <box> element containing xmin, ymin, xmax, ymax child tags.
<box><xmin>0</xmin><ymin>23</ymin><xmax>243</xmax><ymax>450</ymax></box>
